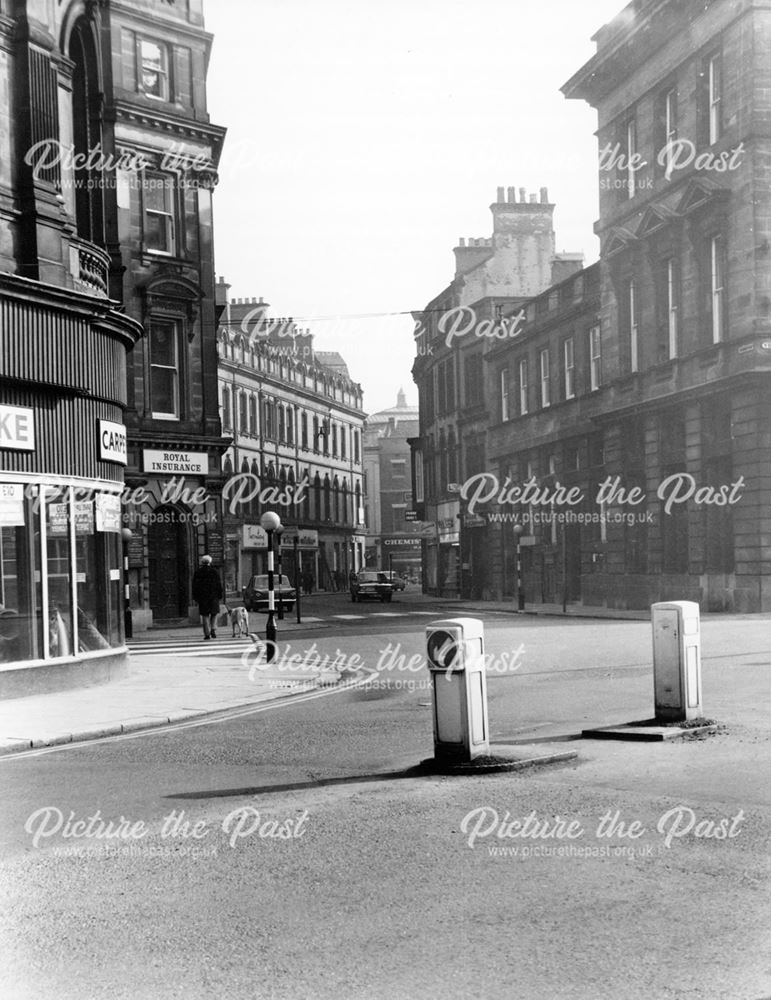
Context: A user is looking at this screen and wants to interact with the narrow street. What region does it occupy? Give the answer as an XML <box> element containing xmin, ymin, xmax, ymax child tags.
<box><xmin>2</xmin><ymin>608</ymin><xmax>770</xmax><ymax>999</ymax></box>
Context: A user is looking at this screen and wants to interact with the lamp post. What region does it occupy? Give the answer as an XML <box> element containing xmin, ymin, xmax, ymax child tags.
<box><xmin>275</xmin><ymin>523</ymin><xmax>285</xmax><ymax>620</ymax></box>
<box><xmin>260</xmin><ymin>510</ymin><xmax>282</xmax><ymax>662</ymax></box>
<box><xmin>512</xmin><ymin>523</ymin><xmax>525</xmax><ymax>612</ymax></box>
<box><xmin>121</xmin><ymin>528</ymin><xmax>133</xmax><ymax>639</ymax></box>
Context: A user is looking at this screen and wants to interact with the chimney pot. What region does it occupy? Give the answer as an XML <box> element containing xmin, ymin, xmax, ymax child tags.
<box><xmin>507</xmin><ymin>186</ymin><xmax>516</xmax><ymax>203</ymax></box>
<box><xmin>529</xmin><ymin>194</ymin><xmax>537</xmax><ymax>203</ymax></box>
<box><xmin>519</xmin><ymin>187</ymin><xmax>526</xmax><ymax>203</ymax></box>
<box><xmin>497</xmin><ymin>186</ymin><xmax>505</xmax><ymax>202</ymax></box>
<box><xmin>459</xmin><ymin>237</ymin><xmax>465</xmax><ymax>247</ymax></box>
<box><xmin>540</xmin><ymin>187</ymin><xmax>549</xmax><ymax>203</ymax></box>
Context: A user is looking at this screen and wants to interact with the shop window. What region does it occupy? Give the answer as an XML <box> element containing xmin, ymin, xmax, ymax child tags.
<box><xmin>149</xmin><ymin>320</ymin><xmax>181</xmax><ymax>420</ymax></box>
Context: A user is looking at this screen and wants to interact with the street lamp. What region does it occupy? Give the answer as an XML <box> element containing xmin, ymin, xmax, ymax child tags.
<box><xmin>275</xmin><ymin>523</ymin><xmax>285</xmax><ymax>621</ymax></box>
<box><xmin>260</xmin><ymin>510</ymin><xmax>282</xmax><ymax>661</ymax></box>
<box><xmin>512</xmin><ymin>523</ymin><xmax>525</xmax><ymax>612</ymax></box>
<box><xmin>121</xmin><ymin>527</ymin><xmax>133</xmax><ymax>639</ymax></box>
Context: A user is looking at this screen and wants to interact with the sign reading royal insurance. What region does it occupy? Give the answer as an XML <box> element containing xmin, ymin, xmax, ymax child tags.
<box><xmin>143</xmin><ymin>449</ymin><xmax>208</xmax><ymax>475</ymax></box>
<box><xmin>0</xmin><ymin>404</ymin><xmax>35</xmax><ymax>451</ymax></box>
<box><xmin>98</xmin><ymin>420</ymin><xmax>127</xmax><ymax>465</ymax></box>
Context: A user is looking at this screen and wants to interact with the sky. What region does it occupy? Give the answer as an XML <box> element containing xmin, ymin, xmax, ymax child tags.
<box><xmin>205</xmin><ymin>0</ymin><xmax>626</xmax><ymax>415</ymax></box>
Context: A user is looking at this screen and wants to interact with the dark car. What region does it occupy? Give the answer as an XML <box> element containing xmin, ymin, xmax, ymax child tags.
<box><xmin>350</xmin><ymin>571</ymin><xmax>394</xmax><ymax>603</ymax></box>
<box><xmin>242</xmin><ymin>574</ymin><xmax>296</xmax><ymax>612</ymax></box>
<box><xmin>383</xmin><ymin>571</ymin><xmax>407</xmax><ymax>592</ymax></box>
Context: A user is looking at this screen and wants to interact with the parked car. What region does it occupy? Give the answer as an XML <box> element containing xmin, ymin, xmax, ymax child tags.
<box><xmin>242</xmin><ymin>574</ymin><xmax>296</xmax><ymax>612</ymax></box>
<box><xmin>383</xmin><ymin>571</ymin><xmax>407</xmax><ymax>592</ymax></box>
<box><xmin>350</xmin><ymin>571</ymin><xmax>394</xmax><ymax>603</ymax></box>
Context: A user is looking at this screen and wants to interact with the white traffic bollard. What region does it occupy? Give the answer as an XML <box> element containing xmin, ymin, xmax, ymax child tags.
<box><xmin>426</xmin><ymin>618</ymin><xmax>489</xmax><ymax>762</ymax></box>
<box><xmin>651</xmin><ymin>601</ymin><xmax>702</xmax><ymax>722</ymax></box>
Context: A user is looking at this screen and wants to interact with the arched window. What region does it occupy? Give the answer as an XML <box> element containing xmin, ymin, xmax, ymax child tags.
<box><xmin>341</xmin><ymin>426</ymin><xmax>347</xmax><ymax>460</ymax></box>
<box><xmin>355</xmin><ymin>482</ymin><xmax>362</xmax><ymax>525</ymax></box>
<box><xmin>333</xmin><ymin>477</ymin><xmax>340</xmax><ymax>523</ymax></box>
<box><xmin>223</xmin><ymin>455</ymin><xmax>233</xmax><ymax>476</ymax></box>
<box><xmin>342</xmin><ymin>480</ymin><xmax>349</xmax><ymax>524</ymax></box>
<box><xmin>238</xmin><ymin>391</ymin><xmax>247</xmax><ymax>434</ymax></box>
<box><xmin>249</xmin><ymin>394</ymin><xmax>257</xmax><ymax>435</ymax></box>
<box><xmin>278</xmin><ymin>405</ymin><xmax>286</xmax><ymax>443</ymax></box>
<box><xmin>301</xmin><ymin>412</ymin><xmax>308</xmax><ymax>449</ymax></box>
<box><xmin>312</xmin><ymin>415</ymin><xmax>319</xmax><ymax>452</ymax></box>
<box><xmin>69</xmin><ymin>17</ymin><xmax>104</xmax><ymax>245</ymax></box>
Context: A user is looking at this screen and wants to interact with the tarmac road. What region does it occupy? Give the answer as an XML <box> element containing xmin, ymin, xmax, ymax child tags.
<box><xmin>1</xmin><ymin>611</ymin><xmax>770</xmax><ymax>1000</ymax></box>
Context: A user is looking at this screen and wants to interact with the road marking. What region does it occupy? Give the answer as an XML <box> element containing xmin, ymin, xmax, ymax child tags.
<box><xmin>331</xmin><ymin>614</ymin><xmax>366</xmax><ymax>620</ymax></box>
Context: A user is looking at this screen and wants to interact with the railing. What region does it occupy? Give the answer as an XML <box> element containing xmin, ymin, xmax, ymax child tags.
<box><xmin>69</xmin><ymin>237</ymin><xmax>110</xmax><ymax>298</ymax></box>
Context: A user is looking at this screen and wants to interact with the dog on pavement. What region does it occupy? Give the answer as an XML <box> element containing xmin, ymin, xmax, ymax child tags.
<box><xmin>230</xmin><ymin>606</ymin><xmax>250</xmax><ymax>637</ymax></box>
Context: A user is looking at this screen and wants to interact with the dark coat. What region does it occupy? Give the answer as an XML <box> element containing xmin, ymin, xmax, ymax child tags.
<box><xmin>192</xmin><ymin>565</ymin><xmax>223</xmax><ymax>616</ymax></box>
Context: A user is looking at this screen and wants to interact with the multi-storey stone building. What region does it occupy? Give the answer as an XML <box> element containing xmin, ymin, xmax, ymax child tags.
<box><xmin>557</xmin><ymin>0</ymin><xmax>771</xmax><ymax>612</ymax></box>
<box><xmin>410</xmin><ymin>187</ymin><xmax>583</xmax><ymax>597</ymax></box>
<box><xmin>414</xmin><ymin>0</ymin><xmax>771</xmax><ymax>612</ymax></box>
<box><xmin>362</xmin><ymin>390</ymin><xmax>421</xmax><ymax>579</ymax></box>
<box><xmin>216</xmin><ymin>285</ymin><xmax>366</xmax><ymax>593</ymax></box>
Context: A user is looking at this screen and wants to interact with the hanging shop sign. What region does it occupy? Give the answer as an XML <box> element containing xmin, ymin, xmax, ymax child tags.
<box><xmin>0</xmin><ymin>405</ymin><xmax>34</xmax><ymax>451</ymax></box>
<box><xmin>143</xmin><ymin>449</ymin><xmax>208</xmax><ymax>475</ymax></box>
<box><xmin>0</xmin><ymin>484</ymin><xmax>25</xmax><ymax>526</ymax></box>
<box><xmin>98</xmin><ymin>420</ymin><xmax>127</xmax><ymax>465</ymax></box>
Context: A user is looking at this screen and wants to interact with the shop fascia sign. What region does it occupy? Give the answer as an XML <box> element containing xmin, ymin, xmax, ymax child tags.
<box><xmin>0</xmin><ymin>484</ymin><xmax>25</xmax><ymax>526</ymax></box>
<box><xmin>0</xmin><ymin>404</ymin><xmax>34</xmax><ymax>451</ymax></box>
<box><xmin>242</xmin><ymin>525</ymin><xmax>319</xmax><ymax>550</ymax></box>
<box><xmin>99</xmin><ymin>420</ymin><xmax>127</xmax><ymax>465</ymax></box>
<box><xmin>143</xmin><ymin>449</ymin><xmax>208</xmax><ymax>475</ymax></box>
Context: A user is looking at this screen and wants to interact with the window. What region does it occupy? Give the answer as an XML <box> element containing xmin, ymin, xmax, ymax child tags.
<box><xmin>238</xmin><ymin>392</ymin><xmax>247</xmax><ymax>434</ymax></box>
<box><xmin>628</xmin><ymin>280</ymin><xmax>639</xmax><ymax>372</ymax></box>
<box><xmin>623</xmin><ymin>117</ymin><xmax>637</xmax><ymax>199</ymax></box>
<box><xmin>139</xmin><ymin>39</ymin><xmax>169</xmax><ymax>100</ymax></box>
<box><xmin>391</xmin><ymin>460</ymin><xmax>406</xmax><ymax>480</ymax></box>
<box><xmin>663</xmin><ymin>87</ymin><xmax>678</xmax><ymax>175</ymax></box>
<box><xmin>519</xmin><ymin>358</ymin><xmax>529</xmax><ymax>415</ymax></box>
<box><xmin>589</xmin><ymin>326</ymin><xmax>601</xmax><ymax>391</ymax></box>
<box><xmin>221</xmin><ymin>385</ymin><xmax>231</xmax><ymax>431</ymax></box>
<box><xmin>539</xmin><ymin>349</ymin><xmax>550</xmax><ymax>408</ymax></box>
<box><xmin>563</xmin><ymin>339</ymin><xmax>575</xmax><ymax>399</ymax></box>
<box><xmin>249</xmin><ymin>395</ymin><xmax>257</xmax><ymax>435</ymax></box>
<box><xmin>710</xmin><ymin>234</ymin><xmax>726</xmax><ymax>343</ymax></box>
<box><xmin>143</xmin><ymin>173</ymin><xmax>176</xmax><ymax>255</ymax></box>
<box><xmin>667</xmin><ymin>258</ymin><xmax>680</xmax><ymax>359</ymax></box>
<box><xmin>149</xmin><ymin>320</ymin><xmax>180</xmax><ymax>419</ymax></box>
<box><xmin>500</xmin><ymin>368</ymin><xmax>509</xmax><ymax>422</ymax></box>
<box><xmin>341</xmin><ymin>426</ymin><xmax>346</xmax><ymax>460</ymax></box>
<box><xmin>301</xmin><ymin>413</ymin><xmax>308</xmax><ymax>449</ymax></box>
<box><xmin>414</xmin><ymin>451</ymin><xmax>424</xmax><ymax>504</ymax></box>
<box><xmin>287</xmin><ymin>407</ymin><xmax>294</xmax><ymax>445</ymax></box>
<box><xmin>708</xmin><ymin>54</ymin><xmax>722</xmax><ymax>145</ymax></box>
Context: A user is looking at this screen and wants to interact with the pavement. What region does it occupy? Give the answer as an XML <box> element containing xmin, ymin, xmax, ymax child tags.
<box><xmin>0</xmin><ymin>588</ymin><xmax>764</xmax><ymax>755</ymax></box>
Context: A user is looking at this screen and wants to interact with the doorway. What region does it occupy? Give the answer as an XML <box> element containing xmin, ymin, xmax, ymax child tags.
<box><xmin>148</xmin><ymin>507</ymin><xmax>189</xmax><ymax>620</ymax></box>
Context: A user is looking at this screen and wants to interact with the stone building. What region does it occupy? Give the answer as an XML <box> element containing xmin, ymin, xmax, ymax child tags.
<box><xmin>216</xmin><ymin>285</ymin><xmax>366</xmax><ymax>593</ymax></box>
<box><xmin>413</xmin><ymin>0</ymin><xmax>771</xmax><ymax>612</ymax></box>
<box><xmin>362</xmin><ymin>390</ymin><xmax>420</xmax><ymax>580</ymax></box>
<box><xmin>556</xmin><ymin>0</ymin><xmax>771</xmax><ymax>611</ymax></box>
<box><xmin>410</xmin><ymin>187</ymin><xmax>583</xmax><ymax>597</ymax></box>
<box><xmin>1</xmin><ymin>0</ymin><xmax>144</xmax><ymax>691</ymax></box>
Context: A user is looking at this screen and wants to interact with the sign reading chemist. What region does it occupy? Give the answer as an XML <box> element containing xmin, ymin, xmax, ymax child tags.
<box><xmin>98</xmin><ymin>420</ymin><xmax>127</xmax><ymax>465</ymax></box>
<box><xmin>0</xmin><ymin>404</ymin><xmax>35</xmax><ymax>451</ymax></box>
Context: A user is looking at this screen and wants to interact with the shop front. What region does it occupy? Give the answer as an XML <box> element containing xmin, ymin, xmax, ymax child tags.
<box><xmin>0</xmin><ymin>277</ymin><xmax>141</xmax><ymax>696</ymax></box>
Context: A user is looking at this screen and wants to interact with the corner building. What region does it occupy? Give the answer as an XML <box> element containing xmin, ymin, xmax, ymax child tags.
<box><xmin>557</xmin><ymin>0</ymin><xmax>771</xmax><ymax>611</ymax></box>
<box><xmin>0</xmin><ymin>0</ymin><xmax>143</xmax><ymax>692</ymax></box>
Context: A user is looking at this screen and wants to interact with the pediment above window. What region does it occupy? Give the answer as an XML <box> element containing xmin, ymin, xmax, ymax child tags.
<box><xmin>676</xmin><ymin>177</ymin><xmax>729</xmax><ymax>216</ymax></box>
